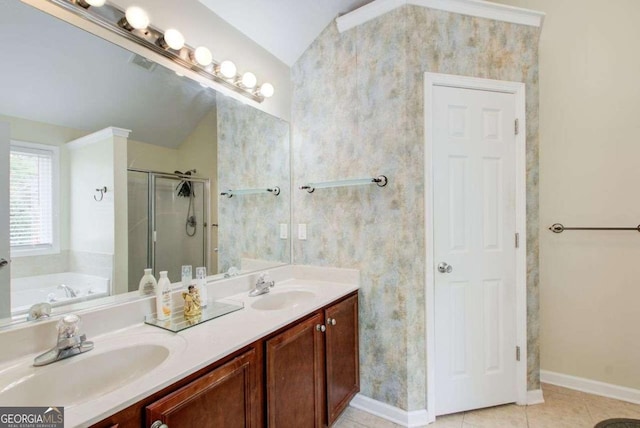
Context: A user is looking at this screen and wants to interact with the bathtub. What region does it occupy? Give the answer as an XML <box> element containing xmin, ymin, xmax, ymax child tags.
<box><xmin>11</xmin><ymin>272</ymin><xmax>110</xmax><ymax>315</ymax></box>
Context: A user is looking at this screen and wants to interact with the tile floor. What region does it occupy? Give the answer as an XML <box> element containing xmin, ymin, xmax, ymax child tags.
<box><xmin>335</xmin><ymin>383</ymin><xmax>640</xmax><ymax>428</ymax></box>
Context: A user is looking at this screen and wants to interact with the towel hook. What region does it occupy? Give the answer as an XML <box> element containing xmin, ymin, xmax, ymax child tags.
<box><xmin>94</xmin><ymin>186</ymin><xmax>107</xmax><ymax>202</ymax></box>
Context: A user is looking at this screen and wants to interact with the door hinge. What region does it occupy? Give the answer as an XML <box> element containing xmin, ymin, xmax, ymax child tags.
<box><xmin>515</xmin><ymin>118</ymin><xmax>520</xmax><ymax>135</ymax></box>
<box><xmin>515</xmin><ymin>232</ymin><xmax>520</xmax><ymax>248</ymax></box>
<box><xmin>516</xmin><ymin>346</ymin><xmax>521</xmax><ymax>362</ymax></box>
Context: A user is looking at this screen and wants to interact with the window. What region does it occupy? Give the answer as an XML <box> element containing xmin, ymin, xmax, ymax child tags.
<box><xmin>9</xmin><ymin>141</ymin><xmax>59</xmax><ymax>256</ymax></box>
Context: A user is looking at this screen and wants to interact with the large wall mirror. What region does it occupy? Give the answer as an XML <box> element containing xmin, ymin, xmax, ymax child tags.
<box><xmin>0</xmin><ymin>0</ymin><xmax>291</xmax><ymax>326</ymax></box>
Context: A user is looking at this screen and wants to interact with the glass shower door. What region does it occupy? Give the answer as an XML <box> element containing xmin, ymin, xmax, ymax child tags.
<box><xmin>127</xmin><ymin>170</ymin><xmax>151</xmax><ymax>292</ymax></box>
<box><xmin>152</xmin><ymin>174</ymin><xmax>207</xmax><ymax>283</ymax></box>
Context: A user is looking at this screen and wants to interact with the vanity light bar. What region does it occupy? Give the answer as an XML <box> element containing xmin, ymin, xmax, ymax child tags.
<box><xmin>47</xmin><ymin>0</ymin><xmax>274</xmax><ymax>102</ymax></box>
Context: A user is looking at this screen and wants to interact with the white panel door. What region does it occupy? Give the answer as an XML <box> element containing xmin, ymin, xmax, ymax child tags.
<box><xmin>433</xmin><ymin>85</ymin><xmax>517</xmax><ymax>415</ymax></box>
<box><xmin>0</xmin><ymin>122</ymin><xmax>10</xmax><ymax>320</ymax></box>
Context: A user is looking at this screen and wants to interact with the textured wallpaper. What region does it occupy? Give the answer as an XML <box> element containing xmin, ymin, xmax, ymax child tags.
<box><xmin>216</xmin><ymin>95</ymin><xmax>291</xmax><ymax>274</ymax></box>
<box><xmin>292</xmin><ymin>5</ymin><xmax>540</xmax><ymax>411</ymax></box>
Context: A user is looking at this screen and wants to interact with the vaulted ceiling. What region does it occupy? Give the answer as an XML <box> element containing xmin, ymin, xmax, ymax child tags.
<box><xmin>1</xmin><ymin>0</ymin><xmax>378</xmax><ymax>146</ymax></box>
<box><xmin>197</xmin><ymin>0</ymin><xmax>375</xmax><ymax>66</ymax></box>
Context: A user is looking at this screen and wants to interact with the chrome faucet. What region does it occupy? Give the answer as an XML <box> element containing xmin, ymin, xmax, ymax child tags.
<box><xmin>58</xmin><ymin>284</ymin><xmax>77</xmax><ymax>298</ymax></box>
<box><xmin>249</xmin><ymin>273</ymin><xmax>275</xmax><ymax>297</ymax></box>
<box><xmin>33</xmin><ymin>314</ymin><xmax>94</xmax><ymax>367</ymax></box>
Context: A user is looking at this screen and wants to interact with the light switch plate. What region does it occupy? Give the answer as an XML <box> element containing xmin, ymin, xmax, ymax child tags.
<box><xmin>298</xmin><ymin>223</ymin><xmax>307</xmax><ymax>240</ymax></box>
<box><xmin>280</xmin><ymin>223</ymin><xmax>288</xmax><ymax>239</ymax></box>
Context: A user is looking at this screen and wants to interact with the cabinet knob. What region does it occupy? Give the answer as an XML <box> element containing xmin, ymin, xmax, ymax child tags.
<box><xmin>327</xmin><ymin>318</ymin><xmax>337</xmax><ymax>326</ymax></box>
<box><xmin>316</xmin><ymin>324</ymin><xmax>326</xmax><ymax>332</ymax></box>
<box><xmin>150</xmin><ymin>421</ymin><xmax>168</xmax><ymax>428</ymax></box>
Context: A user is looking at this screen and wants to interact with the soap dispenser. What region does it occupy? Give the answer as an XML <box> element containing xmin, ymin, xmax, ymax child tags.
<box><xmin>156</xmin><ymin>271</ymin><xmax>172</xmax><ymax>321</ymax></box>
<box><xmin>138</xmin><ymin>268</ymin><xmax>157</xmax><ymax>296</ymax></box>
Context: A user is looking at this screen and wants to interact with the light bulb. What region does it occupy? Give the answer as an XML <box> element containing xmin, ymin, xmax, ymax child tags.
<box><xmin>258</xmin><ymin>83</ymin><xmax>275</xmax><ymax>98</ymax></box>
<box><xmin>124</xmin><ymin>6</ymin><xmax>149</xmax><ymax>30</ymax></box>
<box><xmin>163</xmin><ymin>29</ymin><xmax>185</xmax><ymax>50</ymax></box>
<box><xmin>218</xmin><ymin>60</ymin><xmax>236</xmax><ymax>79</ymax></box>
<box><xmin>241</xmin><ymin>72</ymin><xmax>257</xmax><ymax>89</ymax></box>
<box><xmin>193</xmin><ymin>46</ymin><xmax>213</xmax><ymax>67</ymax></box>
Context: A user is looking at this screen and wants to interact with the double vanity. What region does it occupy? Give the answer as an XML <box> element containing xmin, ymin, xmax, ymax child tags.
<box><xmin>0</xmin><ymin>266</ymin><xmax>360</xmax><ymax>427</ymax></box>
<box><xmin>0</xmin><ymin>2</ymin><xmax>358</xmax><ymax>426</ymax></box>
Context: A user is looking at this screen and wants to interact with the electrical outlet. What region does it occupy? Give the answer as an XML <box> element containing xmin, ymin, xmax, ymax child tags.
<box><xmin>298</xmin><ymin>223</ymin><xmax>307</xmax><ymax>240</ymax></box>
<box><xmin>280</xmin><ymin>223</ymin><xmax>288</xmax><ymax>239</ymax></box>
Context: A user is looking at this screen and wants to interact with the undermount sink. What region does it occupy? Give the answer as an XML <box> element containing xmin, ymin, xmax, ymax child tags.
<box><xmin>251</xmin><ymin>289</ymin><xmax>316</xmax><ymax>311</ymax></box>
<box><xmin>0</xmin><ymin>344</ymin><xmax>170</xmax><ymax>407</ymax></box>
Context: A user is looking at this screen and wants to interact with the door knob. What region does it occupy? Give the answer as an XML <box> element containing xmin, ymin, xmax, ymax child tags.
<box><xmin>437</xmin><ymin>262</ymin><xmax>453</xmax><ymax>273</ymax></box>
<box><xmin>0</xmin><ymin>259</ymin><xmax>8</xmax><ymax>269</ymax></box>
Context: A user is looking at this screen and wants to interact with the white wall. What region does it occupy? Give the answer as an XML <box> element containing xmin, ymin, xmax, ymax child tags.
<box><xmin>69</xmin><ymin>135</ymin><xmax>114</xmax><ymax>253</ymax></box>
<box><xmin>493</xmin><ymin>0</ymin><xmax>640</xmax><ymax>390</ymax></box>
<box><xmin>127</xmin><ymin>140</ymin><xmax>178</xmax><ymax>173</ymax></box>
<box><xmin>68</xmin><ymin>131</ymin><xmax>116</xmax><ymax>287</ymax></box>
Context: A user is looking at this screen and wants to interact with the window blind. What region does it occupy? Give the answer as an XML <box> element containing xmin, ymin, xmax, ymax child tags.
<box><xmin>10</xmin><ymin>144</ymin><xmax>54</xmax><ymax>249</ymax></box>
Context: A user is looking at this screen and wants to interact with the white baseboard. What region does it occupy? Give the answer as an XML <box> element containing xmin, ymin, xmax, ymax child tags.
<box><xmin>351</xmin><ymin>390</ymin><xmax>545</xmax><ymax>426</ymax></box>
<box><xmin>541</xmin><ymin>370</ymin><xmax>640</xmax><ymax>405</ymax></box>
<box><xmin>526</xmin><ymin>389</ymin><xmax>545</xmax><ymax>405</ymax></box>
<box><xmin>350</xmin><ymin>394</ymin><xmax>430</xmax><ymax>427</ymax></box>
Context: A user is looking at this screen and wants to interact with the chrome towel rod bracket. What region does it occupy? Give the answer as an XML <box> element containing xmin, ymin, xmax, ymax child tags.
<box><xmin>549</xmin><ymin>223</ymin><xmax>640</xmax><ymax>233</ymax></box>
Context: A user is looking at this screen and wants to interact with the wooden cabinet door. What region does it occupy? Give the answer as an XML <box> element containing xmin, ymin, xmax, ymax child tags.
<box><xmin>325</xmin><ymin>294</ymin><xmax>360</xmax><ymax>425</ymax></box>
<box><xmin>146</xmin><ymin>348</ymin><xmax>259</xmax><ymax>428</ymax></box>
<box><xmin>266</xmin><ymin>313</ymin><xmax>325</xmax><ymax>428</ymax></box>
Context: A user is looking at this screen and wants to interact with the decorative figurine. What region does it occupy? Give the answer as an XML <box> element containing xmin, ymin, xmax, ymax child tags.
<box><xmin>182</xmin><ymin>285</ymin><xmax>202</xmax><ymax>319</ymax></box>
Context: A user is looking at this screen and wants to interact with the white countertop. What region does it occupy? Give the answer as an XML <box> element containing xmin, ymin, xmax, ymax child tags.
<box><xmin>0</xmin><ymin>269</ymin><xmax>358</xmax><ymax>427</ymax></box>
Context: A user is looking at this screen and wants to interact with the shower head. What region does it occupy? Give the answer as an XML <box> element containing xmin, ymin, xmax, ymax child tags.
<box><xmin>175</xmin><ymin>169</ymin><xmax>196</xmax><ymax>197</ymax></box>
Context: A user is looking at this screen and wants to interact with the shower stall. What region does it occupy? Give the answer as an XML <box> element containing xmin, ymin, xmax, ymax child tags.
<box><xmin>127</xmin><ymin>169</ymin><xmax>210</xmax><ymax>289</ymax></box>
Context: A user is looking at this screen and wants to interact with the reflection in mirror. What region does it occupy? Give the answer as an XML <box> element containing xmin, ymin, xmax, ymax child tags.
<box><xmin>217</xmin><ymin>97</ymin><xmax>291</xmax><ymax>274</ymax></box>
<box><xmin>0</xmin><ymin>0</ymin><xmax>290</xmax><ymax>325</ymax></box>
<box><xmin>127</xmin><ymin>171</ymin><xmax>210</xmax><ymax>289</ymax></box>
